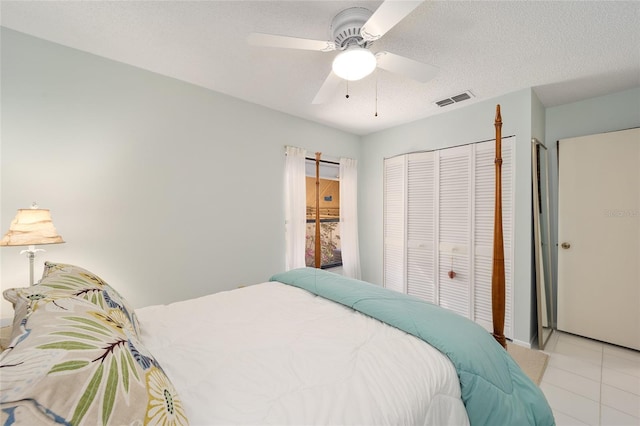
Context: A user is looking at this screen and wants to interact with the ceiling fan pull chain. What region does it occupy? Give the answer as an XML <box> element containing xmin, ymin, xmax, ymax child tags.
<box><xmin>345</xmin><ymin>80</ymin><xmax>350</xmax><ymax>99</ymax></box>
<box><xmin>373</xmin><ymin>71</ymin><xmax>379</xmax><ymax>117</ymax></box>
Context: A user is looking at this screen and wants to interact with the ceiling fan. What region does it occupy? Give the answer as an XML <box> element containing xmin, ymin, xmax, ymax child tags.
<box><xmin>247</xmin><ymin>0</ymin><xmax>438</xmax><ymax>104</ymax></box>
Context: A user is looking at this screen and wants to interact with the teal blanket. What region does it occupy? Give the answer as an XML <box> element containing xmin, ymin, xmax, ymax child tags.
<box><xmin>270</xmin><ymin>268</ymin><xmax>554</xmax><ymax>426</ymax></box>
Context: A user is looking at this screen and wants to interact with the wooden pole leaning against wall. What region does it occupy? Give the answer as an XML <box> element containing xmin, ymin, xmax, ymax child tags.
<box><xmin>492</xmin><ymin>105</ymin><xmax>507</xmax><ymax>349</ymax></box>
<box><xmin>315</xmin><ymin>152</ymin><xmax>322</xmax><ymax>268</ymax></box>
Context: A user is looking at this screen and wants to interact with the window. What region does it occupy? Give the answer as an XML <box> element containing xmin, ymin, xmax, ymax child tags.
<box><xmin>305</xmin><ymin>159</ymin><xmax>342</xmax><ymax>269</ymax></box>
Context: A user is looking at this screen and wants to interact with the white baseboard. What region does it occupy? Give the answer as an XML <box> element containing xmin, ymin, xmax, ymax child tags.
<box><xmin>511</xmin><ymin>338</ymin><xmax>532</xmax><ymax>349</ymax></box>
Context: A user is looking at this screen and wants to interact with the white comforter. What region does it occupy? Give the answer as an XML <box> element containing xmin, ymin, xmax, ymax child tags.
<box><xmin>136</xmin><ymin>282</ymin><xmax>469</xmax><ymax>425</ymax></box>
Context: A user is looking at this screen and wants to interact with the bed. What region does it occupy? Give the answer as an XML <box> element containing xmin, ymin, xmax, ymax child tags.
<box><xmin>0</xmin><ymin>106</ymin><xmax>554</xmax><ymax>425</ymax></box>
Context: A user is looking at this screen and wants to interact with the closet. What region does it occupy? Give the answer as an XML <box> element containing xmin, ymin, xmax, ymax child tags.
<box><xmin>384</xmin><ymin>138</ymin><xmax>514</xmax><ymax>338</ymax></box>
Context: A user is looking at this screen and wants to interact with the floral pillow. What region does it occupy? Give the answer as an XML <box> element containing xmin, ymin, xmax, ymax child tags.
<box><xmin>4</xmin><ymin>261</ymin><xmax>140</xmax><ymax>336</ymax></box>
<box><xmin>0</xmin><ymin>264</ymin><xmax>188</xmax><ymax>425</ymax></box>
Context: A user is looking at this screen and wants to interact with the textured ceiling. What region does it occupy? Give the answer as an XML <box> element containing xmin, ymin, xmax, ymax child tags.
<box><xmin>1</xmin><ymin>1</ymin><xmax>639</xmax><ymax>135</ymax></box>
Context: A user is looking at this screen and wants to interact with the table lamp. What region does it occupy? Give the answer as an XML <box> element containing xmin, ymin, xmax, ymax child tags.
<box><xmin>1</xmin><ymin>203</ymin><xmax>65</xmax><ymax>285</ymax></box>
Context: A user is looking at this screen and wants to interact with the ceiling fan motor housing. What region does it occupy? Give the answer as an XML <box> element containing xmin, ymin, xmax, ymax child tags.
<box><xmin>331</xmin><ymin>7</ymin><xmax>374</xmax><ymax>50</ymax></box>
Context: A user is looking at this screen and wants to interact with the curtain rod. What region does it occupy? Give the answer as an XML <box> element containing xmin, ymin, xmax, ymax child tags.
<box><xmin>384</xmin><ymin>134</ymin><xmax>517</xmax><ymax>161</ymax></box>
<box><xmin>306</xmin><ymin>157</ymin><xmax>339</xmax><ymax>166</ymax></box>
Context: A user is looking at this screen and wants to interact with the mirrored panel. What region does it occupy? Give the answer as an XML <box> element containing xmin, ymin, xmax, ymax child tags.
<box><xmin>532</xmin><ymin>139</ymin><xmax>554</xmax><ymax>349</ymax></box>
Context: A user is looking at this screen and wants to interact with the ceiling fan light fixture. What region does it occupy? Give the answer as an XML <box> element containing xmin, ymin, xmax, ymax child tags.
<box><xmin>332</xmin><ymin>47</ymin><xmax>377</xmax><ymax>81</ymax></box>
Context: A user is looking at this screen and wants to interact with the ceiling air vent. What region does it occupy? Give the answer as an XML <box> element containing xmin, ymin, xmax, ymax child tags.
<box><xmin>435</xmin><ymin>91</ymin><xmax>474</xmax><ymax>107</ymax></box>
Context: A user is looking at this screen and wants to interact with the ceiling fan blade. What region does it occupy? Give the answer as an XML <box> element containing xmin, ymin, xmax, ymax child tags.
<box><xmin>361</xmin><ymin>0</ymin><xmax>425</xmax><ymax>41</ymax></box>
<box><xmin>375</xmin><ymin>51</ymin><xmax>438</xmax><ymax>83</ymax></box>
<box><xmin>247</xmin><ymin>33</ymin><xmax>336</xmax><ymax>52</ymax></box>
<box><xmin>312</xmin><ymin>71</ymin><xmax>343</xmax><ymax>104</ymax></box>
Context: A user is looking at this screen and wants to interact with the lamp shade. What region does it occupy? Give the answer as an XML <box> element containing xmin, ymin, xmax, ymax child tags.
<box><xmin>0</xmin><ymin>208</ymin><xmax>64</xmax><ymax>247</ymax></box>
<box><xmin>332</xmin><ymin>46</ymin><xmax>377</xmax><ymax>81</ymax></box>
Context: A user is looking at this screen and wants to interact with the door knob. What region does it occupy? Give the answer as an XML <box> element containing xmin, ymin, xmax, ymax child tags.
<box><xmin>561</xmin><ymin>242</ymin><xmax>571</xmax><ymax>249</ymax></box>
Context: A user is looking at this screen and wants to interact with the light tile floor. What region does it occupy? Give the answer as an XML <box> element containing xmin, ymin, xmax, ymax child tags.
<box><xmin>540</xmin><ymin>331</ymin><xmax>640</xmax><ymax>425</ymax></box>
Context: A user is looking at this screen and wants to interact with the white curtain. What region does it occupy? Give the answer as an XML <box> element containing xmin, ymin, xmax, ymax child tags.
<box><xmin>339</xmin><ymin>157</ymin><xmax>361</xmax><ymax>279</ymax></box>
<box><xmin>284</xmin><ymin>146</ymin><xmax>307</xmax><ymax>270</ymax></box>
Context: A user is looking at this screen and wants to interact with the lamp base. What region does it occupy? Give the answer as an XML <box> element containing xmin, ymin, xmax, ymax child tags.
<box><xmin>19</xmin><ymin>245</ymin><xmax>45</xmax><ymax>286</ymax></box>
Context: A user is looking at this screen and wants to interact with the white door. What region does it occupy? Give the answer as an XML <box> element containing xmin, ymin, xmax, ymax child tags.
<box><xmin>557</xmin><ymin>128</ymin><xmax>640</xmax><ymax>350</ymax></box>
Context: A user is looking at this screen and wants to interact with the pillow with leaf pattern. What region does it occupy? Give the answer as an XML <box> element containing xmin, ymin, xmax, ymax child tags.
<box><xmin>0</xmin><ymin>265</ymin><xmax>188</xmax><ymax>425</ymax></box>
<box><xmin>39</xmin><ymin>261</ymin><xmax>141</xmax><ymax>334</ymax></box>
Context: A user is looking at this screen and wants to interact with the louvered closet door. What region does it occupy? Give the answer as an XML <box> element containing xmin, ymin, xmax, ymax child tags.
<box><xmin>383</xmin><ymin>156</ymin><xmax>406</xmax><ymax>293</ymax></box>
<box><xmin>382</xmin><ymin>142</ymin><xmax>515</xmax><ymax>338</ymax></box>
<box><xmin>406</xmin><ymin>152</ymin><xmax>436</xmax><ymax>302</ymax></box>
<box><xmin>437</xmin><ymin>146</ymin><xmax>471</xmax><ymax>318</ymax></box>
<box><xmin>473</xmin><ymin>139</ymin><xmax>513</xmax><ymax>339</ymax></box>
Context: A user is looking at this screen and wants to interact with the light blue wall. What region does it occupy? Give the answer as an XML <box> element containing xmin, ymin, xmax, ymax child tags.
<box><xmin>0</xmin><ymin>28</ymin><xmax>360</xmax><ymax>316</ymax></box>
<box><xmin>359</xmin><ymin>88</ymin><xmax>536</xmax><ymax>345</ymax></box>
<box><xmin>532</xmin><ymin>91</ymin><xmax>546</xmax><ymax>143</ymax></box>
<box><xmin>545</xmin><ymin>87</ymin><xmax>640</xmax><ymax>315</ymax></box>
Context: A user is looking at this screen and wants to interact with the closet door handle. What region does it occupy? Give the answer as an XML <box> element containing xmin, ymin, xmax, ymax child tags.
<box><xmin>561</xmin><ymin>242</ymin><xmax>571</xmax><ymax>249</ymax></box>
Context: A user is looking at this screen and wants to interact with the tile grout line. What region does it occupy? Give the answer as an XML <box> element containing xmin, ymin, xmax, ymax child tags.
<box><xmin>546</xmin><ymin>354</ymin><xmax>603</xmax><ymax>391</ymax></box>
<box><xmin>599</xmin><ymin>344</ymin><xmax>603</xmax><ymax>426</ymax></box>
<box><xmin>542</xmin><ymin>381</ymin><xmax>594</xmax><ymax>424</ymax></box>
<box><xmin>547</xmin><ymin>363</ymin><xmax>601</xmax><ymax>390</ymax></box>
<box><xmin>553</xmin><ymin>406</ymin><xmax>591</xmax><ymax>426</ymax></box>
<box><xmin>543</xmin><ymin>339</ymin><xmax>599</xmax><ymax>424</ymax></box>
<box><xmin>554</xmin><ymin>339</ymin><xmax>606</xmax><ymax>364</ymax></box>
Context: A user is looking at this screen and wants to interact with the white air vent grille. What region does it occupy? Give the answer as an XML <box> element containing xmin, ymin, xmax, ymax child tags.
<box><xmin>435</xmin><ymin>91</ymin><xmax>474</xmax><ymax>107</ymax></box>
